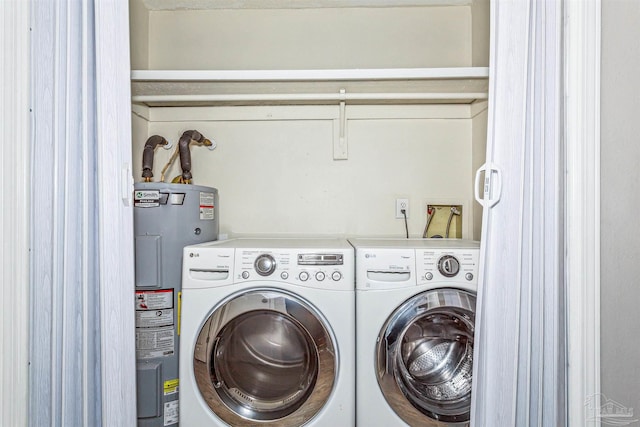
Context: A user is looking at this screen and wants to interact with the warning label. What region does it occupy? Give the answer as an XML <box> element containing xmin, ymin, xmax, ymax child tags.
<box><xmin>136</xmin><ymin>289</ymin><xmax>173</xmax><ymax>310</ymax></box>
<box><xmin>164</xmin><ymin>379</ymin><xmax>179</xmax><ymax>396</ymax></box>
<box><xmin>199</xmin><ymin>192</ymin><xmax>215</xmax><ymax>220</ymax></box>
<box><xmin>136</xmin><ymin>326</ymin><xmax>175</xmax><ymax>359</ymax></box>
<box><xmin>134</xmin><ymin>190</ymin><xmax>160</xmax><ymax>208</ymax></box>
<box><xmin>136</xmin><ymin>289</ymin><xmax>175</xmax><ymax>358</ymax></box>
<box><xmin>136</xmin><ymin>309</ymin><xmax>174</xmax><ymax>328</ymax></box>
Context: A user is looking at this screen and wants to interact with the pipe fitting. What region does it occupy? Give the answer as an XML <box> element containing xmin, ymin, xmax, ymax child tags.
<box><xmin>178</xmin><ymin>130</ymin><xmax>211</xmax><ymax>183</ymax></box>
<box><xmin>141</xmin><ymin>135</ymin><xmax>169</xmax><ymax>182</ymax></box>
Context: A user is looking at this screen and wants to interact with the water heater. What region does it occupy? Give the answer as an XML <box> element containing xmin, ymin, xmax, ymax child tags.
<box><xmin>134</xmin><ymin>182</ymin><xmax>218</xmax><ymax>427</ymax></box>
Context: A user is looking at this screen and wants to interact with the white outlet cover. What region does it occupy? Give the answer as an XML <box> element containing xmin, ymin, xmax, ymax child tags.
<box><xmin>396</xmin><ymin>198</ymin><xmax>409</xmax><ymax>218</ymax></box>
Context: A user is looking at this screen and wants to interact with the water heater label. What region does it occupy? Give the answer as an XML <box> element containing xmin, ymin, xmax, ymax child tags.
<box><xmin>164</xmin><ymin>400</ymin><xmax>179</xmax><ymax>426</ymax></box>
<box><xmin>134</xmin><ymin>190</ymin><xmax>160</xmax><ymax>207</ymax></box>
<box><xmin>136</xmin><ymin>309</ymin><xmax>174</xmax><ymax>328</ymax></box>
<box><xmin>199</xmin><ymin>192</ymin><xmax>215</xmax><ymax>220</ymax></box>
<box><xmin>136</xmin><ymin>289</ymin><xmax>175</xmax><ymax>358</ymax></box>
<box><xmin>135</xmin><ymin>326</ymin><xmax>175</xmax><ymax>359</ymax></box>
<box><xmin>163</xmin><ymin>379</ymin><xmax>179</xmax><ymax>396</ymax></box>
<box><xmin>135</xmin><ymin>289</ymin><xmax>173</xmax><ymax>310</ymax></box>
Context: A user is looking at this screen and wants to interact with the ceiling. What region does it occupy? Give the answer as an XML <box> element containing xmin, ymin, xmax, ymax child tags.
<box><xmin>142</xmin><ymin>0</ymin><xmax>473</xmax><ymax>10</ymax></box>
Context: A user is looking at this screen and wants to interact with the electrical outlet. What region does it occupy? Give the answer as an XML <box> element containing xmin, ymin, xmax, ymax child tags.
<box><xmin>396</xmin><ymin>198</ymin><xmax>409</xmax><ymax>219</ymax></box>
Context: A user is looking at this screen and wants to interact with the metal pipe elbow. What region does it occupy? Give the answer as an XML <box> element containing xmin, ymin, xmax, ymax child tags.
<box><xmin>178</xmin><ymin>130</ymin><xmax>209</xmax><ymax>182</ymax></box>
<box><xmin>141</xmin><ymin>135</ymin><xmax>169</xmax><ymax>181</ymax></box>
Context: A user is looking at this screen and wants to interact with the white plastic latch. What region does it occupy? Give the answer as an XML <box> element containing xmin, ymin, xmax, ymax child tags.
<box><xmin>474</xmin><ymin>163</ymin><xmax>502</xmax><ymax>208</ymax></box>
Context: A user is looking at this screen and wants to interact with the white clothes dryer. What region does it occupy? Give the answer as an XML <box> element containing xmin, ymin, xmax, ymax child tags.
<box><xmin>180</xmin><ymin>238</ymin><xmax>355</xmax><ymax>427</ymax></box>
<box><xmin>350</xmin><ymin>238</ymin><xmax>479</xmax><ymax>427</ymax></box>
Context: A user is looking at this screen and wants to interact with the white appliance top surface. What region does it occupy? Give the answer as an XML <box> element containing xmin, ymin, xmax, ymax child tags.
<box><xmin>191</xmin><ymin>237</ymin><xmax>353</xmax><ymax>251</ymax></box>
<box><xmin>348</xmin><ymin>238</ymin><xmax>479</xmax><ymax>250</ymax></box>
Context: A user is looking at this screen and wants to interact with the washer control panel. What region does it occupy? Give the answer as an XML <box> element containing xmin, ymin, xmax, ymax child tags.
<box><xmin>237</xmin><ymin>249</ymin><xmax>351</xmax><ymax>288</ymax></box>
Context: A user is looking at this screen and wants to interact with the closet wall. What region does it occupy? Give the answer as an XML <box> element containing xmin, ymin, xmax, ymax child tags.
<box><xmin>129</xmin><ymin>0</ymin><xmax>489</xmax><ymax>239</ymax></box>
<box><xmin>601</xmin><ymin>0</ymin><xmax>640</xmax><ymax>417</ymax></box>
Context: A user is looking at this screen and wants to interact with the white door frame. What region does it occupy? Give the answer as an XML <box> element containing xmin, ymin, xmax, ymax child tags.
<box><xmin>565</xmin><ymin>0</ymin><xmax>601</xmax><ymax>425</ymax></box>
<box><xmin>94</xmin><ymin>0</ymin><xmax>138</xmax><ymax>424</ymax></box>
<box><xmin>0</xmin><ymin>0</ymin><xmax>600</xmax><ymax>424</ymax></box>
<box><xmin>0</xmin><ymin>1</ymin><xmax>30</xmax><ymax>426</ymax></box>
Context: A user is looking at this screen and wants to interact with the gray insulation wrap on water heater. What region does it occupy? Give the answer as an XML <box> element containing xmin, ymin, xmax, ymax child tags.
<box><xmin>134</xmin><ymin>182</ymin><xmax>219</xmax><ymax>427</ymax></box>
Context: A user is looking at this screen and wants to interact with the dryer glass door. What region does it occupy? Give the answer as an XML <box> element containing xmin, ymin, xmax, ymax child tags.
<box><xmin>377</xmin><ymin>288</ymin><xmax>476</xmax><ymax>425</ymax></box>
<box><xmin>193</xmin><ymin>288</ymin><xmax>336</xmax><ymax>427</ymax></box>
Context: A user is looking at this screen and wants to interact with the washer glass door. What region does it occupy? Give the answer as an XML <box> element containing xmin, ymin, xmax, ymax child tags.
<box><xmin>193</xmin><ymin>289</ymin><xmax>336</xmax><ymax>426</ymax></box>
<box><xmin>377</xmin><ymin>288</ymin><xmax>475</xmax><ymax>425</ymax></box>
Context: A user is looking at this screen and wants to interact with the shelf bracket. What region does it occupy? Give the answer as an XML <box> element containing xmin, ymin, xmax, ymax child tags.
<box><xmin>333</xmin><ymin>89</ymin><xmax>348</xmax><ymax>160</ymax></box>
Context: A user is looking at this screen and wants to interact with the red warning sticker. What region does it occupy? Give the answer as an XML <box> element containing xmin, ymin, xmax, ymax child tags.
<box><xmin>135</xmin><ymin>289</ymin><xmax>173</xmax><ymax>310</ymax></box>
<box><xmin>199</xmin><ymin>192</ymin><xmax>215</xmax><ymax>220</ymax></box>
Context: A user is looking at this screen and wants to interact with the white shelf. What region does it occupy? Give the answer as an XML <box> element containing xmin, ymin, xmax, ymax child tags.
<box><xmin>131</xmin><ymin>67</ymin><xmax>489</xmax><ymax>107</ymax></box>
<box><xmin>141</xmin><ymin>0</ymin><xmax>473</xmax><ymax>11</ymax></box>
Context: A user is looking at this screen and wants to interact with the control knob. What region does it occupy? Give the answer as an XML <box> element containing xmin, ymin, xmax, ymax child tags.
<box><xmin>254</xmin><ymin>254</ymin><xmax>276</xmax><ymax>276</ymax></box>
<box><xmin>438</xmin><ymin>255</ymin><xmax>460</xmax><ymax>277</ymax></box>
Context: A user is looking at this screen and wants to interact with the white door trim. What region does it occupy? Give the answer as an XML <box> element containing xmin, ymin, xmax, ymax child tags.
<box><xmin>94</xmin><ymin>0</ymin><xmax>137</xmax><ymax>424</ymax></box>
<box><xmin>565</xmin><ymin>0</ymin><xmax>601</xmax><ymax>425</ymax></box>
<box><xmin>0</xmin><ymin>1</ymin><xmax>30</xmax><ymax>426</ymax></box>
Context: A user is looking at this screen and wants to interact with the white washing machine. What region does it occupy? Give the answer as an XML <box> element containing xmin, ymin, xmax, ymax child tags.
<box><xmin>180</xmin><ymin>238</ymin><xmax>355</xmax><ymax>427</ymax></box>
<box><xmin>350</xmin><ymin>238</ymin><xmax>479</xmax><ymax>427</ymax></box>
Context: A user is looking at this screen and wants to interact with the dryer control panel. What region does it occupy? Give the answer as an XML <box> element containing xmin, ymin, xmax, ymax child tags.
<box><xmin>416</xmin><ymin>248</ymin><xmax>479</xmax><ymax>286</ymax></box>
<box><xmin>350</xmin><ymin>239</ymin><xmax>480</xmax><ymax>291</ymax></box>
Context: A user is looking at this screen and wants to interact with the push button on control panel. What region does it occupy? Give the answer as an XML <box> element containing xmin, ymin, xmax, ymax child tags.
<box><xmin>315</xmin><ymin>271</ymin><xmax>326</xmax><ymax>281</ymax></box>
<box><xmin>299</xmin><ymin>271</ymin><xmax>310</xmax><ymax>281</ymax></box>
<box><xmin>331</xmin><ymin>271</ymin><xmax>342</xmax><ymax>281</ymax></box>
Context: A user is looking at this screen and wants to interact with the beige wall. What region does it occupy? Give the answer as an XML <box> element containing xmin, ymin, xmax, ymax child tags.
<box><xmin>129</xmin><ymin>0</ymin><xmax>149</xmax><ymax>69</ymax></box>
<box><xmin>133</xmin><ymin>104</ymin><xmax>481</xmax><ymax>238</ymax></box>
<box><xmin>601</xmin><ymin>0</ymin><xmax>640</xmax><ymax>416</ymax></box>
<box><xmin>471</xmin><ymin>104</ymin><xmax>487</xmax><ymax>241</ymax></box>
<box><xmin>147</xmin><ymin>7</ymin><xmax>472</xmax><ymax>69</ymax></box>
<box><xmin>471</xmin><ymin>0</ymin><xmax>489</xmax><ymax>66</ymax></box>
